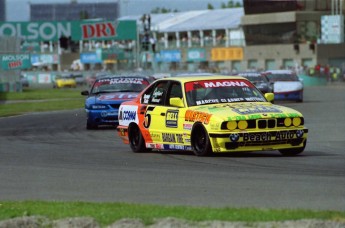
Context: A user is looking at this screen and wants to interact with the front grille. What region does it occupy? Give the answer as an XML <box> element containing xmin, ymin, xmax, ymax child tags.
<box><xmin>258</xmin><ymin>119</ymin><xmax>276</xmax><ymax>129</ymax></box>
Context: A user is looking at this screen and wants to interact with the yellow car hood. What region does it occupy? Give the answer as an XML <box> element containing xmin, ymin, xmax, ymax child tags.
<box><xmin>190</xmin><ymin>102</ymin><xmax>303</xmax><ymax>121</ymax></box>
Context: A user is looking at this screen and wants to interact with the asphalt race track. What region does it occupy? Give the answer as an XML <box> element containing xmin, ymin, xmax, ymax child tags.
<box><xmin>0</xmin><ymin>83</ymin><xmax>344</xmax><ymax>211</ymax></box>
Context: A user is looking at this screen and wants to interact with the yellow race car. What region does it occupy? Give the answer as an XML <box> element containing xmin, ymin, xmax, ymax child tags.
<box><xmin>117</xmin><ymin>75</ymin><xmax>308</xmax><ymax>156</ymax></box>
<box><xmin>53</xmin><ymin>75</ymin><xmax>77</xmax><ymax>88</ymax></box>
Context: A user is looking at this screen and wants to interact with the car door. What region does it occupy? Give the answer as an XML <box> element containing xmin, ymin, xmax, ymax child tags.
<box><xmin>142</xmin><ymin>81</ymin><xmax>185</xmax><ymax>148</ymax></box>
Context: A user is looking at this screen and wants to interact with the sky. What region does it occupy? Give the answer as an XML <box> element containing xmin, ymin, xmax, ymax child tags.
<box><xmin>6</xmin><ymin>0</ymin><xmax>241</xmax><ymax>21</ymax></box>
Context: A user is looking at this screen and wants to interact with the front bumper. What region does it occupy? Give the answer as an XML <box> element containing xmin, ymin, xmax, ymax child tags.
<box><xmin>209</xmin><ymin>128</ymin><xmax>308</xmax><ymax>152</ymax></box>
<box><xmin>274</xmin><ymin>90</ymin><xmax>303</xmax><ymax>101</ymax></box>
<box><xmin>86</xmin><ymin>109</ymin><xmax>119</xmax><ymax>126</ymax></box>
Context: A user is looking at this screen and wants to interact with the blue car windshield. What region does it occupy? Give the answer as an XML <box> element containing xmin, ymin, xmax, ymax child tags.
<box><xmin>91</xmin><ymin>77</ymin><xmax>149</xmax><ymax>94</ymax></box>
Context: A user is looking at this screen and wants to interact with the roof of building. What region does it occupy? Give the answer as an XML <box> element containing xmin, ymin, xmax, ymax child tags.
<box><xmin>119</xmin><ymin>8</ymin><xmax>244</xmax><ymax>33</ymax></box>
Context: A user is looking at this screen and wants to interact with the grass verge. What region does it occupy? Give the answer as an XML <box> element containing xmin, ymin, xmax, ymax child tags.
<box><xmin>0</xmin><ymin>88</ymin><xmax>84</xmax><ymax>100</ymax></box>
<box><xmin>0</xmin><ymin>88</ymin><xmax>84</xmax><ymax>117</ymax></box>
<box><xmin>1</xmin><ymin>201</ymin><xmax>344</xmax><ymax>226</ymax></box>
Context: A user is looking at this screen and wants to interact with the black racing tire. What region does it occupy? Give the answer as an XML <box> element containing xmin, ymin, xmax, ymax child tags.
<box><xmin>86</xmin><ymin>121</ymin><xmax>98</xmax><ymax>130</ymax></box>
<box><xmin>279</xmin><ymin>140</ymin><xmax>306</xmax><ymax>156</ymax></box>
<box><xmin>191</xmin><ymin>123</ymin><xmax>213</xmax><ymax>156</ymax></box>
<box><xmin>128</xmin><ymin>124</ymin><xmax>150</xmax><ymax>153</ymax></box>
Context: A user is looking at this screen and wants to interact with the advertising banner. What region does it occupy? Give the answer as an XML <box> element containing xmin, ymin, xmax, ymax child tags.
<box><xmin>211</xmin><ymin>47</ymin><xmax>243</xmax><ymax>61</ymax></box>
<box><xmin>80</xmin><ymin>52</ymin><xmax>102</xmax><ymax>64</ymax></box>
<box><xmin>1</xmin><ymin>54</ymin><xmax>31</xmax><ymax>70</ymax></box>
<box><xmin>321</xmin><ymin>15</ymin><xmax>344</xmax><ymax>44</ymax></box>
<box><xmin>187</xmin><ymin>48</ymin><xmax>206</xmax><ymax>62</ymax></box>
<box><xmin>31</xmin><ymin>54</ymin><xmax>59</xmax><ymax>66</ymax></box>
<box><xmin>0</xmin><ymin>20</ymin><xmax>137</xmax><ymax>42</ymax></box>
<box><xmin>160</xmin><ymin>50</ymin><xmax>181</xmax><ymax>62</ymax></box>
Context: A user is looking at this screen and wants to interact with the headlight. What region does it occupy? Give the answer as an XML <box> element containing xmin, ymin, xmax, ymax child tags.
<box><xmin>226</xmin><ymin>121</ymin><xmax>237</xmax><ymax>130</ymax></box>
<box><xmin>91</xmin><ymin>104</ymin><xmax>108</xmax><ymax>110</ymax></box>
<box><xmin>238</xmin><ymin>120</ymin><xmax>248</xmax><ymax>130</ymax></box>
<box><xmin>222</xmin><ymin>120</ymin><xmax>253</xmax><ymax>130</ymax></box>
<box><xmin>284</xmin><ymin>118</ymin><xmax>292</xmax><ymax>127</ymax></box>
<box><xmin>293</xmin><ymin>117</ymin><xmax>301</xmax><ymax>126</ymax></box>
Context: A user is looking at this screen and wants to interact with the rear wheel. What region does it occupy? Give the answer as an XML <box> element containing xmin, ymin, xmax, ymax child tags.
<box><xmin>279</xmin><ymin>140</ymin><xmax>306</xmax><ymax>156</ymax></box>
<box><xmin>128</xmin><ymin>124</ymin><xmax>149</xmax><ymax>153</ymax></box>
<box><xmin>191</xmin><ymin>123</ymin><xmax>213</xmax><ymax>156</ymax></box>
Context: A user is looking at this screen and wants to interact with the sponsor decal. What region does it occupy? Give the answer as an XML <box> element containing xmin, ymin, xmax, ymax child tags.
<box><xmin>204</xmin><ymin>81</ymin><xmax>249</xmax><ymax>88</ymax></box>
<box><xmin>97</xmin><ymin>77</ymin><xmax>147</xmax><ymax>85</ymax></box>
<box><xmin>243</xmin><ymin>131</ymin><xmax>296</xmax><ymax>142</ymax></box>
<box><xmin>119</xmin><ymin>128</ymin><xmax>126</xmax><ymax>136</ymax></box>
<box><xmin>151</xmin><ymin>90</ymin><xmax>164</xmax><ymax>103</ymax></box>
<box><xmin>162</xmin><ymin>133</ymin><xmax>176</xmax><ymax>142</ymax></box>
<box><xmin>210</xmin><ymin>123</ymin><xmax>220</xmax><ymax>130</ymax></box>
<box><xmin>143</xmin><ymin>94</ymin><xmax>150</xmax><ymax>104</ymax></box>
<box><xmin>162</xmin><ymin>133</ymin><xmax>183</xmax><ymax>143</ymax></box>
<box><xmin>118</xmin><ymin>105</ymin><xmax>138</xmax><ymax>126</ymax></box>
<box><xmin>150</xmin><ymin>132</ymin><xmax>161</xmax><ymax>141</ymax></box>
<box><xmin>109</xmin><ymin>78</ymin><xmax>146</xmax><ymax>85</ymax></box>
<box><xmin>101</xmin><ymin>111</ymin><xmax>108</xmax><ymax>117</ymax></box>
<box><xmin>146</xmin><ymin>143</ymin><xmax>164</xmax><ymax>149</ymax></box>
<box><xmin>166</xmin><ymin>110</ymin><xmax>178</xmax><ymax>127</ymax></box>
<box><xmin>184</xmin><ymin>110</ymin><xmax>212</xmax><ymax>124</ymax></box>
<box><xmin>185</xmin><ymin>79</ymin><xmax>253</xmax><ymax>92</ymax></box>
<box><xmin>167</xmin><ymin>144</ymin><xmax>185</xmax><ymax>150</ymax></box>
<box><xmin>183</xmin><ymin>123</ymin><xmax>193</xmax><ymax>130</ymax></box>
<box><xmin>122</xmin><ymin>110</ymin><xmax>136</xmax><ymax>120</ymax></box>
<box><xmin>232</xmin><ymin>106</ymin><xmax>282</xmax><ymax>115</ymax></box>
<box><xmin>196</xmin><ymin>99</ymin><xmax>219</xmax><ymax>105</ymax></box>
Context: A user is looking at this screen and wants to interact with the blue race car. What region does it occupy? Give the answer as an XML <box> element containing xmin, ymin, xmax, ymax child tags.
<box><xmin>263</xmin><ymin>70</ymin><xmax>304</xmax><ymax>102</ymax></box>
<box><xmin>81</xmin><ymin>75</ymin><xmax>153</xmax><ymax>129</ymax></box>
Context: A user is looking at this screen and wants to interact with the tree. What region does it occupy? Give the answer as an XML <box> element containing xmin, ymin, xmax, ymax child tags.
<box><xmin>79</xmin><ymin>10</ymin><xmax>89</xmax><ymax>20</ymax></box>
<box><xmin>150</xmin><ymin>7</ymin><xmax>179</xmax><ymax>14</ymax></box>
<box><xmin>227</xmin><ymin>0</ymin><xmax>234</xmax><ymax>8</ymax></box>
<box><xmin>216</xmin><ymin>1</ymin><xmax>243</xmax><ymax>9</ymax></box>
<box><xmin>207</xmin><ymin>3</ymin><xmax>214</xmax><ymax>9</ymax></box>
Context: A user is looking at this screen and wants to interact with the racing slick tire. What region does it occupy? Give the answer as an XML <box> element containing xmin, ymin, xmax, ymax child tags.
<box><xmin>191</xmin><ymin>123</ymin><xmax>213</xmax><ymax>156</ymax></box>
<box><xmin>86</xmin><ymin>121</ymin><xmax>98</xmax><ymax>130</ymax></box>
<box><xmin>279</xmin><ymin>140</ymin><xmax>306</xmax><ymax>156</ymax></box>
<box><xmin>128</xmin><ymin>123</ymin><xmax>151</xmax><ymax>153</ymax></box>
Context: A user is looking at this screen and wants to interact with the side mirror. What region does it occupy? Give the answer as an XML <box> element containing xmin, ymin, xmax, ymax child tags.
<box><xmin>170</xmin><ymin>97</ymin><xmax>184</xmax><ymax>108</ymax></box>
<box><xmin>81</xmin><ymin>90</ymin><xmax>89</xmax><ymax>96</ymax></box>
<box><xmin>265</xmin><ymin>93</ymin><xmax>274</xmax><ymax>102</ymax></box>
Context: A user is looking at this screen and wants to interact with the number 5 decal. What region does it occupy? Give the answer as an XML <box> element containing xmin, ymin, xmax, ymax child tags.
<box><xmin>143</xmin><ymin>106</ymin><xmax>155</xmax><ymax>128</ymax></box>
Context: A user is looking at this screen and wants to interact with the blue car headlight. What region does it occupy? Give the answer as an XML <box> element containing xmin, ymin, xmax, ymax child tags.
<box><xmin>90</xmin><ymin>104</ymin><xmax>108</xmax><ymax>110</ymax></box>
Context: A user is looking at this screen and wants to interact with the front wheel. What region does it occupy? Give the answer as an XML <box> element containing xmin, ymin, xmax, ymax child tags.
<box><xmin>191</xmin><ymin>123</ymin><xmax>213</xmax><ymax>156</ymax></box>
<box><xmin>86</xmin><ymin>121</ymin><xmax>97</xmax><ymax>130</ymax></box>
<box><xmin>279</xmin><ymin>140</ymin><xmax>306</xmax><ymax>156</ymax></box>
<box><xmin>128</xmin><ymin>124</ymin><xmax>150</xmax><ymax>153</ymax></box>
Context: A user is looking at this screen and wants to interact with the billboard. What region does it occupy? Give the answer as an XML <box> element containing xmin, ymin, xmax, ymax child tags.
<box><xmin>1</xmin><ymin>54</ymin><xmax>31</xmax><ymax>70</ymax></box>
<box><xmin>0</xmin><ymin>20</ymin><xmax>137</xmax><ymax>42</ymax></box>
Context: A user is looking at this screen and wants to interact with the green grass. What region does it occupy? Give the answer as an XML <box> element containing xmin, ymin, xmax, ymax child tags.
<box><xmin>0</xmin><ymin>201</ymin><xmax>344</xmax><ymax>226</ymax></box>
<box><xmin>0</xmin><ymin>88</ymin><xmax>85</xmax><ymax>117</ymax></box>
<box><xmin>0</xmin><ymin>88</ymin><xmax>84</xmax><ymax>100</ymax></box>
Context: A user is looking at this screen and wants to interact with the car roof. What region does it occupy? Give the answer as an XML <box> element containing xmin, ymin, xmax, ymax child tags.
<box><xmin>97</xmin><ymin>75</ymin><xmax>152</xmax><ymax>80</ymax></box>
<box><xmin>264</xmin><ymin>70</ymin><xmax>295</xmax><ymax>74</ymax></box>
<box><xmin>157</xmin><ymin>75</ymin><xmax>247</xmax><ymax>83</ymax></box>
<box><xmin>172</xmin><ymin>72</ymin><xmax>215</xmax><ymax>77</ymax></box>
<box><xmin>237</xmin><ymin>72</ymin><xmax>263</xmax><ymax>77</ymax></box>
